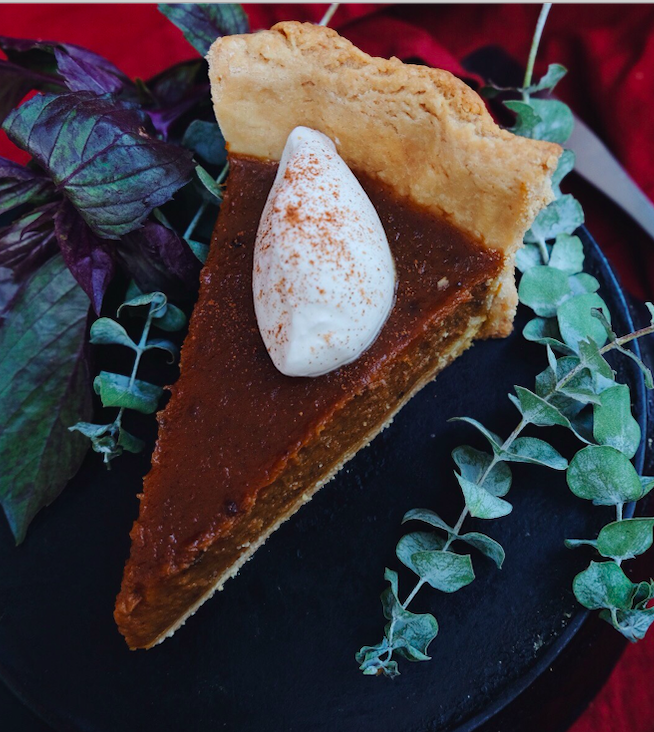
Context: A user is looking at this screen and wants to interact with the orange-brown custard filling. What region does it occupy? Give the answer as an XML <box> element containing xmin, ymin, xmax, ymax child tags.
<box><xmin>125</xmin><ymin>154</ymin><xmax>503</xmax><ymax>583</ymax></box>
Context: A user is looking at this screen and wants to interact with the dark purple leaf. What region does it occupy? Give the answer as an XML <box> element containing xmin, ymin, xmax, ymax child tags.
<box><xmin>0</xmin><ymin>254</ymin><xmax>92</xmax><ymax>544</ymax></box>
<box><xmin>119</xmin><ymin>219</ymin><xmax>200</xmax><ymax>297</ymax></box>
<box><xmin>0</xmin><ymin>59</ymin><xmax>65</xmax><ymax>124</ymax></box>
<box><xmin>158</xmin><ymin>4</ymin><xmax>249</xmax><ymax>56</ymax></box>
<box><xmin>4</xmin><ymin>91</ymin><xmax>194</xmax><ymax>239</ymax></box>
<box><xmin>0</xmin><ymin>202</ymin><xmax>58</xmax><ymax>280</ymax></box>
<box><xmin>54</xmin><ymin>200</ymin><xmax>115</xmax><ymax>313</ymax></box>
<box><xmin>0</xmin><ymin>35</ymin><xmax>131</xmax><ymax>96</ymax></box>
<box><xmin>144</xmin><ymin>60</ymin><xmax>209</xmax><ymax>139</ymax></box>
<box><xmin>0</xmin><ymin>156</ymin><xmax>55</xmax><ymax>216</ymax></box>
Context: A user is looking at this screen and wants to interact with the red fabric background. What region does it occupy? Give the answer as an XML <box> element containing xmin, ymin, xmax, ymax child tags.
<box><xmin>1</xmin><ymin>4</ymin><xmax>653</xmax><ymax>730</ymax></box>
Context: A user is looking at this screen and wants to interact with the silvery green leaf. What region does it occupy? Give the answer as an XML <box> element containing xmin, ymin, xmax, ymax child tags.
<box><xmin>534</xmin><ymin>363</ymin><xmax>585</xmax><ymax>418</ymax></box>
<box><xmin>567</xmin><ymin>445</ymin><xmax>642</xmax><ymax>505</ymax></box>
<box><xmin>513</xmin><ymin>385</ymin><xmax>570</xmax><ymax>428</ymax></box>
<box><xmin>546</xmin><ymin>345</ymin><xmax>558</xmax><ymax>374</ymax></box>
<box><xmin>632</xmin><ymin>580</ymin><xmax>654</xmax><ymax>609</ymax></box>
<box><xmin>609</xmin><ymin>608</ymin><xmax>654</xmax><ymax>643</ymax></box>
<box><xmin>402</xmin><ymin>510</ymin><xmax>454</xmax><ymax>537</ymax></box>
<box><xmin>565</xmin><ymin>538</ymin><xmax>598</xmax><ymax>550</ymax></box>
<box><xmin>454</xmin><ymin>473</ymin><xmax>513</xmax><ymax>519</ymax></box>
<box><xmin>591</xmin><ymin>307</ymin><xmax>617</xmax><ymax>342</ymax></box>
<box><xmin>518</xmin><ymin>265</ymin><xmax>572</xmax><ymax>317</ymax></box>
<box><xmin>396</xmin><ymin>531</ymin><xmax>446</xmax><ymax>576</ymax></box>
<box><xmin>410</xmin><ymin>550</ymin><xmax>475</xmax><ymax>593</ymax></box>
<box><xmin>526</xmin><ymin>99</ymin><xmax>574</xmax><ymax>144</ymax></box>
<box><xmin>195</xmin><ymin>164</ymin><xmax>222</xmax><ymax>202</ymax></box>
<box><xmin>502</xmin><ymin>437</ymin><xmax>568</xmax><ymax>470</ymax></box>
<box><xmin>573</xmin><ymin>561</ymin><xmax>634</xmax><ymax>611</ymax></box>
<box><xmin>549</xmin><ymin>234</ymin><xmax>584</xmax><ymax>274</ymax></box>
<box><xmin>118</xmin><ymin>291</ymin><xmax>167</xmax><ymax>317</ymax></box>
<box><xmin>647</xmin><ymin>302</ymin><xmax>654</xmax><ymax>325</ymax></box>
<box><xmin>452</xmin><ymin>445</ymin><xmax>512</xmax><ymax>497</ymax></box>
<box><xmin>356</xmin><ymin>639</ymin><xmax>393</xmax><ymax>675</ymax></box>
<box><xmin>117</xmin><ymin>427</ymin><xmax>145</xmax><ymax>454</ymax></box>
<box><xmin>89</xmin><ymin>318</ymin><xmax>137</xmax><ymax>350</ymax></box>
<box><xmin>557</xmin><ymin>369</ymin><xmax>604</xmax><ymax>405</ymax></box>
<box><xmin>523</xmin><ymin>317</ymin><xmax>575</xmax><ymax>354</ymax></box>
<box><xmin>516</xmin><ymin>243</ymin><xmax>545</xmax><ymax>273</ymax></box>
<box><xmin>89</xmin><ymin>434</ymin><xmax>121</xmax><ymax>460</ymax></box>
<box><xmin>525</xmin><ymin>195</ymin><xmax>584</xmax><ymax>245</ymax></box>
<box><xmin>557</xmin><ymin>293</ymin><xmax>610</xmax><ymax>351</ymax></box>
<box><xmin>596</xmin><ymin>519</ymin><xmax>654</xmax><ymax>562</ymax></box>
<box><xmin>593</xmin><ymin>384</ymin><xmax>641</xmax><ymax>458</ymax></box>
<box><xmin>144</xmin><ymin>337</ymin><xmax>178</xmax><ymax>363</ymax></box>
<box><xmin>69</xmin><ymin>422</ymin><xmax>111</xmax><ymax>439</ymax></box>
<box><xmin>182</xmin><ymin>120</ymin><xmax>227</xmax><ymax>166</ymax></box>
<box><xmin>153</xmin><ymin>302</ymin><xmax>187</xmax><ymax>332</ymax></box>
<box><xmin>638</xmin><ymin>476</ymin><xmax>654</xmax><ymax>500</ymax></box>
<box><xmin>449</xmin><ymin>417</ymin><xmax>502</xmax><ymax>453</ymax></box>
<box><xmin>388</xmin><ymin>609</ymin><xmax>439</xmax><ymax>663</ymax></box>
<box><xmin>569</xmin><ymin>273</ymin><xmax>600</xmax><ymax>295</ymax></box>
<box><xmin>528</xmin><ymin>63</ymin><xmax>567</xmax><ymax>94</ymax></box>
<box><xmin>459</xmin><ymin>532</ymin><xmax>505</xmax><ymax>568</ymax></box>
<box><xmin>578</xmin><ymin>338</ymin><xmax>614</xmax><ymax>381</ymax></box>
<box><xmin>187</xmin><ymin>238</ymin><xmax>209</xmax><ymax>264</ymax></box>
<box><xmin>612</xmin><ymin>344</ymin><xmax>654</xmax><ymax>390</ymax></box>
<box><xmin>504</xmin><ymin>100</ymin><xmax>542</xmax><ymax>138</ymax></box>
<box><xmin>569</xmin><ymin>410</ymin><xmax>595</xmax><ymax>444</ymax></box>
<box><xmin>551</xmin><ymin>149</ymin><xmax>575</xmax><ymax>197</ymax></box>
<box><xmin>93</xmin><ymin>371</ymin><xmax>163</xmax><ymax>414</ymax></box>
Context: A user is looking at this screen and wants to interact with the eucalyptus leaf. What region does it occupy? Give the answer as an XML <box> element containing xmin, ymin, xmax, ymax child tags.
<box><xmin>609</xmin><ymin>608</ymin><xmax>654</xmax><ymax>643</ymax></box>
<box><xmin>195</xmin><ymin>164</ymin><xmax>223</xmax><ymax>202</ymax></box>
<box><xmin>0</xmin><ymin>255</ymin><xmax>92</xmax><ymax>543</ymax></box>
<box><xmin>182</xmin><ymin>120</ymin><xmax>227</xmax><ymax>166</ymax></box>
<box><xmin>504</xmin><ymin>100</ymin><xmax>541</xmax><ymax>138</ymax></box>
<box><xmin>458</xmin><ymin>532</ymin><xmax>505</xmax><ymax>568</ymax></box>
<box><xmin>153</xmin><ymin>302</ymin><xmax>187</xmax><ymax>332</ymax></box>
<box><xmin>596</xmin><ymin>519</ymin><xmax>654</xmax><ymax>562</ymax></box>
<box><xmin>638</xmin><ymin>476</ymin><xmax>654</xmax><ymax>500</ymax></box>
<box><xmin>523</xmin><ymin>317</ymin><xmax>575</xmax><ymax>354</ymax></box>
<box><xmin>402</xmin><ymin>509</ymin><xmax>454</xmax><ymax>537</ymax></box>
<box><xmin>186</xmin><ymin>238</ymin><xmax>209</xmax><ymax>264</ymax></box>
<box><xmin>117</xmin><ymin>427</ymin><xmax>145</xmax><ymax>454</ymax></box>
<box><xmin>452</xmin><ymin>445</ymin><xmax>512</xmax><ymax>497</ymax></box>
<box><xmin>524</xmin><ymin>195</ymin><xmax>584</xmax><ymax>246</ymax></box>
<box><xmin>396</xmin><ymin>531</ymin><xmax>446</xmax><ymax>576</ymax></box>
<box><xmin>549</xmin><ymin>234</ymin><xmax>584</xmax><ymax>274</ymax></box>
<box><xmin>551</xmin><ymin>149</ymin><xmax>575</xmax><ymax>197</ymax></box>
<box><xmin>144</xmin><ymin>337</ymin><xmax>178</xmax><ymax>363</ymax></box>
<box><xmin>89</xmin><ymin>317</ymin><xmax>136</xmax><ymax>350</ymax></box>
<box><xmin>567</xmin><ymin>445</ymin><xmax>642</xmax><ymax>505</ymax></box>
<box><xmin>410</xmin><ymin>550</ymin><xmax>475</xmax><ymax>593</ymax></box>
<box><xmin>573</xmin><ymin>561</ymin><xmax>634</xmax><ymax>611</ymax></box>
<box><xmin>557</xmin><ymin>293</ymin><xmax>610</xmax><ymax>352</ymax></box>
<box><xmin>93</xmin><ymin>371</ymin><xmax>163</xmax><ymax>414</ymax></box>
<box><xmin>526</xmin><ymin>98</ymin><xmax>574</xmax><ymax>144</ymax></box>
<box><xmin>117</xmin><ymin>291</ymin><xmax>167</xmax><ymax>317</ymax></box>
<box><xmin>513</xmin><ymin>385</ymin><xmax>570</xmax><ymax>428</ymax></box>
<box><xmin>502</xmin><ymin>437</ymin><xmax>568</xmax><ymax>470</ymax></box>
<box><xmin>518</xmin><ymin>265</ymin><xmax>572</xmax><ymax>317</ymax></box>
<box><xmin>449</xmin><ymin>417</ymin><xmax>502</xmax><ymax>453</ymax></box>
<box><xmin>569</xmin><ymin>273</ymin><xmax>600</xmax><ymax>295</ymax></box>
<box><xmin>516</xmin><ymin>243</ymin><xmax>545</xmax><ymax>273</ymax></box>
<box><xmin>565</xmin><ymin>538</ymin><xmax>598</xmax><ymax>550</ymax></box>
<box><xmin>612</xmin><ymin>343</ymin><xmax>654</xmax><ymax>390</ymax></box>
<box><xmin>454</xmin><ymin>473</ymin><xmax>513</xmax><ymax>519</ymax></box>
<box><xmin>593</xmin><ymin>384</ymin><xmax>641</xmax><ymax>458</ymax></box>
<box><xmin>527</xmin><ymin>63</ymin><xmax>567</xmax><ymax>94</ymax></box>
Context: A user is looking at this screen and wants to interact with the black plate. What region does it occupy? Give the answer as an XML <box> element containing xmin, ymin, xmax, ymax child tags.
<box><xmin>0</xmin><ymin>228</ymin><xmax>647</xmax><ymax>732</ymax></box>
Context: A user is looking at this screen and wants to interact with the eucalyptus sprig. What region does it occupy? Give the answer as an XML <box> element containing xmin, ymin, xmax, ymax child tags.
<box><xmin>358</xmin><ymin>3</ymin><xmax>654</xmax><ymax>677</ymax></box>
<box><xmin>69</xmin><ymin>284</ymin><xmax>186</xmax><ymax>467</ymax></box>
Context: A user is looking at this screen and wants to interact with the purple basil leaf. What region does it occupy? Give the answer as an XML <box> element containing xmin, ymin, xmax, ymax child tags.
<box><xmin>0</xmin><ymin>59</ymin><xmax>65</xmax><ymax>124</ymax></box>
<box><xmin>158</xmin><ymin>3</ymin><xmax>249</xmax><ymax>56</ymax></box>
<box><xmin>0</xmin><ymin>266</ymin><xmax>18</xmax><ymax>315</ymax></box>
<box><xmin>54</xmin><ymin>199</ymin><xmax>115</xmax><ymax>314</ymax></box>
<box><xmin>0</xmin><ymin>156</ymin><xmax>55</xmax><ymax>216</ymax></box>
<box><xmin>118</xmin><ymin>219</ymin><xmax>200</xmax><ymax>297</ymax></box>
<box><xmin>144</xmin><ymin>60</ymin><xmax>209</xmax><ymax>139</ymax></box>
<box><xmin>0</xmin><ymin>35</ymin><xmax>131</xmax><ymax>96</ymax></box>
<box><xmin>0</xmin><ymin>202</ymin><xmax>58</xmax><ymax>280</ymax></box>
<box><xmin>0</xmin><ymin>254</ymin><xmax>92</xmax><ymax>544</ymax></box>
<box><xmin>4</xmin><ymin>91</ymin><xmax>194</xmax><ymax>239</ymax></box>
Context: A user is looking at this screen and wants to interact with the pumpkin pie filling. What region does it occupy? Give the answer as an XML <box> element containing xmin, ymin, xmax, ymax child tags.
<box><xmin>114</xmin><ymin>154</ymin><xmax>503</xmax><ymax>648</ymax></box>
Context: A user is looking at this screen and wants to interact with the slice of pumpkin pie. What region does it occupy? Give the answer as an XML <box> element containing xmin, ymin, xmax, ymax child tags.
<box><xmin>114</xmin><ymin>22</ymin><xmax>561</xmax><ymax>649</ymax></box>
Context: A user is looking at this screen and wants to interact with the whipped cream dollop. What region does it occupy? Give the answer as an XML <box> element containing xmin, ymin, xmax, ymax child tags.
<box><xmin>253</xmin><ymin>126</ymin><xmax>396</xmax><ymax>378</ymax></box>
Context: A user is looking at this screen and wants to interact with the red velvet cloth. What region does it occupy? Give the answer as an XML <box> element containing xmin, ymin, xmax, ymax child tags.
<box><xmin>0</xmin><ymin>5</ymin><xmax>652</xmax><ymax>730</ymax></box>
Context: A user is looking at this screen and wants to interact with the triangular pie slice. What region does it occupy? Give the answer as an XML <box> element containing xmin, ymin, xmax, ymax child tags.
<box><xmin>115</xmin><ymin>22</ymin><xmax>561</xmax><ymax>649</ymax></box>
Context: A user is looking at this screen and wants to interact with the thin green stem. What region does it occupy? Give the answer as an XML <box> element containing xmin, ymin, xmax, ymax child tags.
<box><xmin>537</xmin><ymin>237</ymin><xmax>550</xmax><ymax>265</ymax></box>
<box><xmin>402</xmin><ymin>578</ymin><xmax>425</xmax><ymax>609</ymax></box>
<box><xmin>616</xmin><ymin>503</ymin><xmax>624</xmax><ymax>522</ymax></box>
<box><xmin>522</xmin><ymin>3</ymin><xmax>552</xmax><ymax>100</ymax></box>
<box><xmin>184</xmin><ymin>164</ymin><xmax>229</xmax><ymax>241</ymax></box>
<box><xmin>318</xmin><ymin>3</ymin><xmax>339</xmax><ymax>27</ymax></box>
